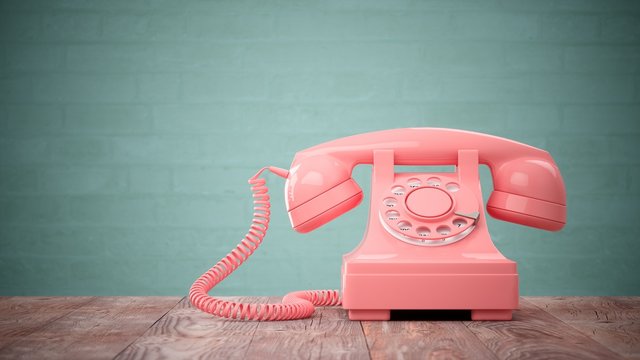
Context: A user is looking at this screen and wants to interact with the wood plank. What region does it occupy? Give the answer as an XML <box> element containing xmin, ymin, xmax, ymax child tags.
<box><xmin>0</xmin><ymin>296</ymin><xmax>180</xmax><ymax>360</ymax></box>
<box><xmin>0</xmin><ymin>296</ymin><xmax>95</xmax><ymax>349</ymax></box>
<box><xmin>527</xmin><ymin>296</ymin><xmax>640</xmax><ymax>322</ymax></box>
<box><xmin>2</xmin><ymin>296</ymin><xmax>637</xmax><ymax>359</ymax></box>
<box><xmin>528</xmin><ymin>296</ymin><xmax>640</xmax><ymax>359</ymax></box>
<box><xmin>115</xmin><ymin>296</ymin><xmax>269</xmax><ymax>360</ymax></box>
<box><xmin>362</xmin><ymin>318</ymin><xmax>497</xmax><ymax>359</ymax></box>
<box><xmin>241</xmin><ymin>297</ymin><xmax>370</xmax><ymax>360</ymax></box>
<box><xmin>466</xmin><ymin>298</ymin><xmax>626</xmax><ymax>360</ymax></box>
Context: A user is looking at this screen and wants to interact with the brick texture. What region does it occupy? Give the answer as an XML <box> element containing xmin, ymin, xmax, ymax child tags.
<box><xmin>0</xmin><ymin>0</ymin><xmax>639</xmax><ymax>297</ymax></box>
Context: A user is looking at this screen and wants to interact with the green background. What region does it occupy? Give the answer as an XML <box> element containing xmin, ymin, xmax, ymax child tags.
<box><xmin>1</xmin><ymin>0</ymin><xmax>639</xmax><ymax>296</ymax></box>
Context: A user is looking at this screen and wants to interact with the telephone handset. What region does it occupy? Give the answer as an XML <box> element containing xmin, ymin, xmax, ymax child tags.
<box><xmin>190</xmin><ymin>128</ymin><xmax>566</xmax><ymax>321</ymax></box>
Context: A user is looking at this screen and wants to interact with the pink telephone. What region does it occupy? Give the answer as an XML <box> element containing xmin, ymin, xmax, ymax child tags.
<box><xmin>190</xmin><ymin>128</ymin><xmax>566</xmax><ymax>321</ymax></box>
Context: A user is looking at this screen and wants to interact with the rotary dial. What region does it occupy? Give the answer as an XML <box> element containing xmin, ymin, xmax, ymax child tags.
<box><xmin>379</xmin><ymin>175</ymin><xmax>479</xmax><ymax>246</ymax></box>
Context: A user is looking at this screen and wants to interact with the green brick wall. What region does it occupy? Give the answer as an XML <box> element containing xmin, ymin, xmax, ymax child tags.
<box><xmin>1</xmin><ymin>0</ymin><xmax>639</xmax><ymax>296</ymax></box>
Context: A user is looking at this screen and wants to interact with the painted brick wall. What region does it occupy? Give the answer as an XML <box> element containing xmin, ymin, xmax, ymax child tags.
<box><xmin>1</xmin><ymin>0</ymin><xmax>639</xmax><ymax>296</ymax></box>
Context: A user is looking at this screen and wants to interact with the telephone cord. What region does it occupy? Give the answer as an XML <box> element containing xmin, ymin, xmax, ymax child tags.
<box><xmin>188</xmin><ymin>170</ymin><xmax>341</xmax><ymax>320</ymax></box>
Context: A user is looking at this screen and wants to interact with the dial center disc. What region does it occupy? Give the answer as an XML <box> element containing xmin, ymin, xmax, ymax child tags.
<box><xmin>405</xmin><ymin>187</ymin><xmax>453</xmax><ymax>218</ymax></box>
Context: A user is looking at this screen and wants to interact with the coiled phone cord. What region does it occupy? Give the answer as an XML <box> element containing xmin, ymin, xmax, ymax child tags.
<box><xmin>189</xmin><ymin>167</ymin><xmax>341</xmax><ymax>320</ymax></box>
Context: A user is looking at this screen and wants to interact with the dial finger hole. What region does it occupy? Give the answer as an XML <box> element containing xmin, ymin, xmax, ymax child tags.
<box><xmin>427</xmin><ymin>177</ymin><xmax>441</xmax><ymax>186</ymax></box>
<box><xmin>437</xmin><ymin>225</ymin><xmax>451</xmax><ymax>235</ymax></box>
<box><xmin>407</xmin><ymin>178</ymin><xmax>421</xmax><ymax>188</ymax></box>
<box><xmin>383</xmin><ymin>197</ymin><xmax>397</xmax><ymax>207</ymax></box>
<box><xmin>391</xmin><ymin>186</ymin><xmax>405</xmax><ymax>196</ymax></box>
<box><xmin>453</xmin><ymin>218</ymin><xmax>467</xmax><ymax>228</ymax></box>
<box><xmin>416</xmin><ymin>226</ymin><xmax>430</xmax><ymax>237</ymax></box>
<box><xmin>386</xmin><ymin>210</ymin><xmax>400</xmax><ymax>220</ymax></box>
<box><xmin>398</xmin><ymin>221</ymin><xmax>412</xmax><ymax>231</ymax></box>
<box><xmin>446</xmin><ymin>182</ymin><xmax>460</xmax><ymax>192</ymax></box>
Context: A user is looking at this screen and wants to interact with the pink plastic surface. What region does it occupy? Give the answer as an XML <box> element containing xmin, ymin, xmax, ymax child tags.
<box><xmin>405</xmin><ymin>187</ymin><xmax>453</xmax><ymax>218</ymax></box>
<box><xmin>285</xmin><ymin>128</ymin><xmax>566</xmax><ymax>232</ymax></box>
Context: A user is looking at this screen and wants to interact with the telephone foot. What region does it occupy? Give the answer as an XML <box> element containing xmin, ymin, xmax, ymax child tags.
<box><xmin>348</xmin><ymin>309</ymin><xmax>390</xmax><ymax>321</ymax></box>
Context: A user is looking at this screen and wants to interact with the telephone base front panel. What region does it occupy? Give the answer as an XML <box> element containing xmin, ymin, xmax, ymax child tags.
<box><xmin>347</xmin><ymin>309</ymin><xmax>513</xmax><ymax>321</ymax></box>
<box><xmin>341</xmin><ymin>259</ymin><xmax>518</xmax><ymax>320</ymax></box>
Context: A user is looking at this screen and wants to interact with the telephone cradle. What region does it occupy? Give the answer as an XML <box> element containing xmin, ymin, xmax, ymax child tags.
<box><xmin>189</xmin><ymin>128</ymin><xmax>567</xmax><ymax>321</ymax></box>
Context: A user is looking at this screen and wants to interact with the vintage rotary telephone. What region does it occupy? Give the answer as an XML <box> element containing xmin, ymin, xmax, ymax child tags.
<box><xmin>190</xmin><ymin>128</ymin><xmax>566</xmax><ymax>320</ymax></box>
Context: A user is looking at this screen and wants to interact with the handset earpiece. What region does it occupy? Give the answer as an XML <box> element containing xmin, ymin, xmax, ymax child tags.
<box><xmin>285</xmin><ymin>156</ymin><xmax>363</xmax><ymax>233</ymax></box>
<box><xmin>487</xmin><ymin>158</ymin><xmax>566</xmax><ymax>231</ymax></box>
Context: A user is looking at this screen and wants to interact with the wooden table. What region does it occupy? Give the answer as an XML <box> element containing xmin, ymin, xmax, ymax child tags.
<box><xmin>0</xmin><ymin>296</ymin><xmax>638</xmax><ymax>359</ymax></box>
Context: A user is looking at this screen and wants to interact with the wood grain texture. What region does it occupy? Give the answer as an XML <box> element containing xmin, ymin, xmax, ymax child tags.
<box><xmin>528</xmin><ymin>297</ymin><xmax>640</xmax><ymax>359</ymax></box>
<box><xmin>115</xmin><ymin>296</ymin><xmax>268</xmax><ymax>360</ymax></box>
<box><xmin>1</xmin><ymin>297</ymin><xmax>639</xmax><ymax>359</ymax></box>
<box><xmin>118</xmin><ymin>296</ymin><xmax>370</xmax><ymax>360</ymax></box>
<box><xmin>362</xmin><ymin>320</ymin><xmax>498</xmax><ymax>360</ymax></box>
<box><xmin>466</xmin><ymin>298</ymin><xmax>627</xmax><ymax>359</ymax></box>
<box><xmin>244</xmin><ymin>297</ymin><xmax>370</xmax><ymax>359</ymax></box>
<box><xmin>0</xmin><ymin>296</ymin><xmax>95</xmax><ymax>349</ymax></box>
<box><xmin>0</xmin><ymin>296</ymin><xmax>180</xmax><ymax>360</ymax></box>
